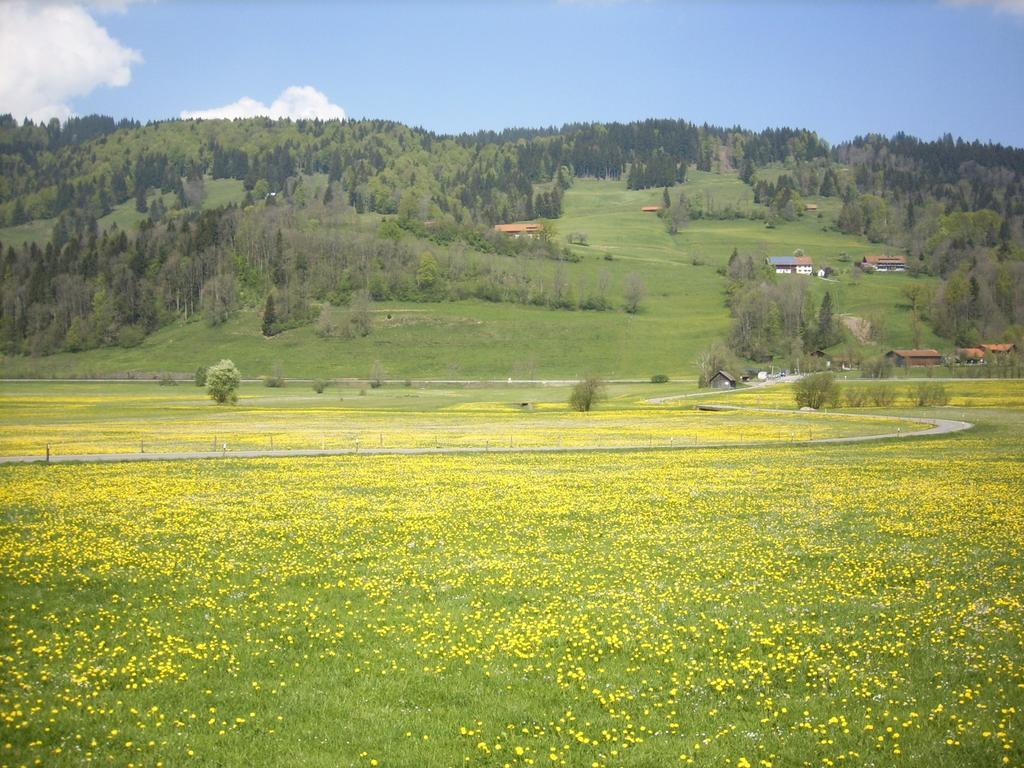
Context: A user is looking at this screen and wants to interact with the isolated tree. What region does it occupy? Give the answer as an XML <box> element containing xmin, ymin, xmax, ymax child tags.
<box><xmin>369</xmin><ymin>359</ymin><xmax>386</xmax><ymax>388</ymax></box>
<box><xmin>569</xmin><ymin>376</ymin><xmax>604</xmax><ymax>412</ymax></box>
<box><xmin>262</xmin><ymin>293</ymin><xmax>277</xmax><ymax>337</ymax></box>
<box><xmin>206</xmin><ymin>359</ymin><xmax>241</xmax><ymax>405</ymax></box>
<box><xmin>793</xmin><ymin>372</ymin><xmax>839</xmax><ymax>409</ymax></box>
<box><xmin>623</xmin><ymin>272</ymin><xmax>646</xmax><ymax>314</ymax></box>
<box><xmin>815</xmin><ymin>292</ymin><xmax>837</xmax><ymax>348</ymax></box>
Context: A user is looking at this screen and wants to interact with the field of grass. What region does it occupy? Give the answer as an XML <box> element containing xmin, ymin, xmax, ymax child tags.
<box><xmin>0</xmin><ymin>380</ymin><xmax>931</xmax><ymax>457</ymax></box>
<box><xmin>1</xmin><ymin>174</ymin><xmax>942</xmax><ymax>378</ymax></box>
<box><xmin>1</xmin><ymin>386</ymin><xmax>1021</xmax><ymax>767</ymax></box>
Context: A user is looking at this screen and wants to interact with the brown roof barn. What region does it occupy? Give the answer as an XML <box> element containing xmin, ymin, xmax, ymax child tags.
<box><xmin>981</xmin><ymin>343</ymin><xmax>1016</xmax><ymax>354</ymax></box>
<box><xmin>886</xmin><ymin>349</ymin><xmax>943</xmax><ymax>367</ymax></box>
<box><xmin>641</xmin><ymin>206</ymin><xmax>661</xmax><ymax>213</ymax></box>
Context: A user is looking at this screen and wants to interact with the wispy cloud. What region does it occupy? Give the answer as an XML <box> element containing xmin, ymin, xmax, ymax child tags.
<box><xmin>181</xmin><ymin>86</ymin><xmax>346</xmax><ymax>121</ymax></box>
<box><xmin>0</xmin><ymin>1</ymin><xmax>142</xmax><ymax>122</ymax></box>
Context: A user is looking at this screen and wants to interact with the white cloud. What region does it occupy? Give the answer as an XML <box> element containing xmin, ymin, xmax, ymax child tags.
<box><xmin>944</xmin><ymin>0</ymin><xmax>1024</xmax><ymax>15</ymax></box>
<box><xmin>181</xmin><ymin>86</ymin><xmax>347</xmax><ymax>121</ymax></box>
<box><xmin>0</xmin><ymin>2</ymin><xmax>142</xmax><ymax>123</ymax></box>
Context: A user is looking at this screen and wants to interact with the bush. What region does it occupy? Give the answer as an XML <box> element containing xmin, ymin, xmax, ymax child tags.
<box><xmin>871</xmin><ymin>383</ymin><xmax>897</xmax><ymax>407</ymax></box>
<box><xmin>569</xmin><ymin>377</ymin><xmax>605</xmax><ymax>412</ymax></box>
<box><xmin>194</xmin><ymin>366</ymin><xmax>208</xmax><ymax>387</ymax></box>
<box><xmin>263</xmin><ymin>363</ymin><xmax>285</xmax><ymax>388</ymax></box>
<box><xmin>158</xmin><ymin>372</ymin><xmax>177</xmax><ymax>387</ymax></box>
<box><xmin>312</xmin><ymin>379</ymin><xmax>328</xmax><ymax>394</ymax></box>
<box><xmin>793</xmin><ymin>372</ymin><xmax>839</xmax><ymax>409</ymax></box>
<box><xmin>843</xmin><ymin>387</ymin><xmax>869</xmax><ymax>408</ymax></box>
<box><xmin>862</xmin><ymin>356</ymin><xmax>893</xmax><ymax>379</ymax></box>
<box><xmin>117</xmin><ymin>324</ymin><xmax>145</xmax><ymax>348</ymax></box>
<box><xmin>650</xmin><ymin>374</ymin><xmax>670</xmax><ymax>384</ymax></box>
<box><xmin>914</xmin><ymin>382</ymin><xmax>949</xmax><ymax>406</ymax></box>
<box><xmin>206</xmin><ymin>359</ymin><xmax>241</xmax><ymax>404</ymax></box>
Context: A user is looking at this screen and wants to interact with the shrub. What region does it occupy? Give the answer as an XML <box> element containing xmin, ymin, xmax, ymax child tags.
<box><xmin>117</xmin><ymin>325</ymin><xmax>145</xmax><ymax>348</ymax></box>
<box><xmin>312</xmin><ymin>379</ymin><xmax>328</xmax><ymax>394</ymax></box>
<box><xmin>793</xmin><ymin>372</ymin><xmax>839</xmax><ymax>409</ymax></box>
<box><xmin>862</xmin><ymin>356</ymin><xmax>893</xmax><ymax>379</ymax></box>
<box><xmin>194</xmin><ymin>366</ymin><xmax>208</xmax><ymax>387</ymax></box>
<box><xmin>569</xmin><ymin>377</ymin><xmax>605</xmax><ymax>412</ymax></box>
<box><xmin>206</xmin><ymin>360</ymin><xmax>241</xmax><ymax>404</ymax></box>
<box><xmin>158</xmin><ymin>372</ymin><xmax>177</xmax><ymax>387</ymax></box>
<box><xmin>871</xmin><ymin>383</ymin><xmax>897</xmax><ymax>407</ymax></box>
<box><xmin>843</xmin><ymin>387</ymin><xmax>869</xmax><ymax>408</ymax></box>
<box><xmin>650</xmin><ymin>374</ymin><xmax>670</xmax><ymax>384</ymax></box>
<box><xmin>263</xmin><ymin>363</ymin><xmax>285</xmax><ymax>388</ymax></box>
<box><xmin>914</xmin><ymin>382</ymin><xmax>949</xmax><ymax>406</ymax></box>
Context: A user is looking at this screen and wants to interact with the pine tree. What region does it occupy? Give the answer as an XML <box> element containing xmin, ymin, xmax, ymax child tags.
<box><xmin>262</xmin><ymin>294</ymin><xmax>277</xmax><ymax>337</ymax></box>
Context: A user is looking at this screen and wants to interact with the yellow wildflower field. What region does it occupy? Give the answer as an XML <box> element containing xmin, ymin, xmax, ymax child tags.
<box><xmin>1</xmin><ymin>405</ymin><xmax>1022</xmax><ymax>767</ymax></box>
<box><xmin>0</xmin><ymin>381</ymin><xmax>929</xmax><ymax>457</ymax></box>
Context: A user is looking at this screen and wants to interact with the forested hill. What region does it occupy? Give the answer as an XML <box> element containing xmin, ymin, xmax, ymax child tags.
<box><xmin>1</xmin><ymin>113</ymin><xmax>1022</xmax><ymax>364</ymax></box>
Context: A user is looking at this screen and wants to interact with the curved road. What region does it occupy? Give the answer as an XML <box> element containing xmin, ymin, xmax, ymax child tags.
<box><xmin>0</xmin><ymin>408</ymin><xmax>973</xmax><ymax>465</ymax></box>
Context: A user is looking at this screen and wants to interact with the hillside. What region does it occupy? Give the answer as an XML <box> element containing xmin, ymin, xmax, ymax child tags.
<box><xmin>1</xmin><ymin>115</ymin><xmax>1022</xmax><ymax>378</ymax></box>
<box><xmin>0</xmin><ymin>173</ymin><xmax>946</xmax><ymax>379</ymax></box>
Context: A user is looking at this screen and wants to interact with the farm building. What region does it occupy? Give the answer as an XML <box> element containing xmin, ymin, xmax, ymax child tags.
<box><xmin>804</xmin><ymin>203</ymin><xmax>819</xmax><ymax>212</ymax></box>
<box><xmin>494</xmin><ymin>222</ymin><xmax>541</xmax><ymax>238</ymax></box>
<box><xmin>957</xmin><ymin>347</ymin><xmax>986</xmax><ymax>364</ymax></box>
<box><xmin>708</xmin><ymin>370</ymin><xmax>737</xmax><ymax>389</ymax></box>
<box><xmin>886</xmin><ymin>349</ymin><xmax>943</xmax><ymax>367</ymax></box>
<box><xmin>766</xmin><ymin>255</ymin><xmax>813</xmax><ymax>275</ymax></box>
<box><xmin>640</xmin><ymin>206</ymin><xmax>661</xmax><ymax>213</ymax></box>
<box><xmin>860</xmin><ymin>254</ymin><xmax>907</xmax><ymax>272</ymax></box>
<box><xmin>981</xmin><ymin>342</ymin><xmax>1016</xmax><ymax>355</ymax></box>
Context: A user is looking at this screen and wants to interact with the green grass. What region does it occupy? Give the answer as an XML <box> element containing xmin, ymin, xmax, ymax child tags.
<box><xmin>1</xmin><ymin>175</ymin><xmax>942</xmax><ymax>378</ymax></box>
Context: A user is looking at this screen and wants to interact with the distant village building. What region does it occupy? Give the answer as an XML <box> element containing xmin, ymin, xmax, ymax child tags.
<box><xmin>980</xmin><ymin>342</ymin><xmax>1016</xmax><ymax>355</ymax></box>
<box><xmin>708</xmin><ymin>370</ymin><xmax>737</xmax><ymax>389</ymax></box>
<box><xmin>804</xmin><ymin>203</ymin><xmax>819</xmax><ymax>212</ymax></box>
<box><xmin>494</xmin><ymin>222</ymin><xmax>542</xmax><ymax>238</ymax></box>
<box><xmin>886</xmin><ymin>349</ymin><xmax>943</xmax><ymax>367</ymax></box>
<box><xmin>767</xmin><ymin>255</ymin><xmax>813</xmax><ymax>275</ymax></box>
<box><xmin>640</xmin><ymin>206</ymin><xmax>661</xmax><ymax>213</ymax></box>
<box><xmin>860</xmin><ymin>254</ymin><xmax>907</xmax><ymax>272</ymax></box>
<box><xmin>956</xmin><ymin>347</ymin><xmax>986</xmax><ymax>364</ymax></box>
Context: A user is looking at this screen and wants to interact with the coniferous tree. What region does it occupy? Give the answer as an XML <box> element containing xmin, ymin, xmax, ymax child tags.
<box><xmin>261</xmin><ymin>294</ymin><xmax>277</xmax><ymax>337</ymax></box>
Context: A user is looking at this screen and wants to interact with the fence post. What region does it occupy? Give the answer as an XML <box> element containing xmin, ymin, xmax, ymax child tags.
<box><xmin>270</xmin><ymin>435</ymin><xmax>274</xmax><ymax>451</ymax></box>
<box><xmin>140</xmin><ymin>439</ymin><xmax>144</xmax><ymax>454</ymax></box>
<box><xmin>46</xmin><ymin>443</ymin><xmax>50</xmax><ymax>464</ymax></box>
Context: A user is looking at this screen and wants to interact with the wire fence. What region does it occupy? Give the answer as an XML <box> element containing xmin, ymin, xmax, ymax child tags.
<box><xmin>25</xmin><ymin>425</ymin><xmax>856</xmax><ymax>460</ymax></box>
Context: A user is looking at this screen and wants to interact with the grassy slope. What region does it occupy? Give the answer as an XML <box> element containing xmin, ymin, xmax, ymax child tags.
<box><xmin>0</xmin><ymin>174</ymin><xmax>941</xmax><ymax>378</ymax></box>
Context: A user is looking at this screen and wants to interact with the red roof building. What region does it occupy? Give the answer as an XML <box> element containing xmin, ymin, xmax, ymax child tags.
<box><xmin>981</xmin><ymin>343</ymin><xmax>1016</xmax><ymax>354</ymax></box>
<box><xmin>494</xmin><ymin>222</ymin><xmax>542</xmax><ymax>237</ymax></box>
<box><xmin>886</xmin><ymin>349</ymin><xmax>943</xmax><ymax>367</ymax></box>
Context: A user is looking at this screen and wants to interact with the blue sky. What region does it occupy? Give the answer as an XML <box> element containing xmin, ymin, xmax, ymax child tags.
<box><xmin>3</xmin><ymin>1</ymin><xmax>1024</xmax><ymax>146</ymax></box>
